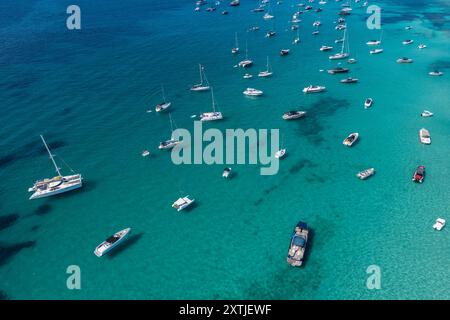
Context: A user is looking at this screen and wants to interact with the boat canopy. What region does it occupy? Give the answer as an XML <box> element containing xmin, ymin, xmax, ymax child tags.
<box><xmin>293</xmin><ymin>235</ymin><xmax>306</xmax><ymax>247</ymax></box>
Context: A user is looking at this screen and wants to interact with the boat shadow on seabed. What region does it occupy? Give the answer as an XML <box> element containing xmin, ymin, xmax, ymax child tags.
<box><xmin>106</xmin><ymin>232</ymin><xmax>144</xmax><ymax>259</ymax></box>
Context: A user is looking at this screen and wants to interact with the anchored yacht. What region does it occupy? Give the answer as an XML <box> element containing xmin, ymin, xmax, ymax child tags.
<box><xmin>343</xmin><ymin>132</ymin><xmax>359</xmax><ymax>147</ymax></box>
<box><xmin>172</xmin><ymin>196</ymin><xmax>195</xmax><ymax>212</ymax></box>
<box><xmin>200</xmin><ymin>87</ymin><xmax>223</xmax><ymax>121</ymax></box>
<box><xmin>282</xmin><ymin>111</ymin><xmax>306</xmax><ymax>120</ymax></box>
<box><xmin>419</xmin><ymin>128</ymin><xmax>431</xmax><ymax>144</ymax></box>
<box><xmin>287</xmin><ymin>221</ymin><xmax>309</xmax><ymax>267</ymax></box>
<box><xmin>190</xmin><ymin>64</ymin><xmax>210</xmax><ymax>91</ymax></box>
<box><xmin>303</xmin><ymin>85</ymin><xmax>326</xmax><ymax>93</ymax></box>
<box><xmin>357</xmin><ymin>168</ymin><xmax>375</xmax><ymax>180</ymax></box>
<box><xmin>94</xmin><ymin>228</ymin><xmax>131</xmax><ymax>257</ymax></box>
<box><xmin>28</xmin><ymin>135</ymin><xmax>83</xmax><ymax>200</ymax></box>
<box><xmin>243</xmin><ymin>88</ymin><xmax>263</xmax><ymax>96</ymax></box>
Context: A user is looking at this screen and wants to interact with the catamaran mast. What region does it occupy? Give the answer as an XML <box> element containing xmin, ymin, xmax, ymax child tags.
<box><xmin>40</xmin><ymin>135</ymin><xmax>62</xmax><ymax>176</ymax></box>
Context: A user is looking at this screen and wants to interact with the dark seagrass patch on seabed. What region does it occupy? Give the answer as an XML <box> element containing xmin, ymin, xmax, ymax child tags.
<box><xmin>0</xmin><ymin>139</ymin><xmax>66</xmax><ymax>168</ymax></box>
<box><xmin>298</xmin><ymin>97</ymin><xmax>351</xmax><ymax>145</ymax></box>
<box><xmin>0</xmin><ymin>290</ymin><xmax>8</xmax><ymax>300</ymax></box>
<box><xmin>34</xmin><ymin>204</ymin><xmax>52</xmax><ymax>216</ymax></box>
<box><xmin>0</xmin><ymin>213</ymin><xmax>19</xmax><ymax>232</ymax></box>
<box><xmin>0</xmin><ymin>241</ymin><xmax>35</xmax><ymax>267</ymax></box>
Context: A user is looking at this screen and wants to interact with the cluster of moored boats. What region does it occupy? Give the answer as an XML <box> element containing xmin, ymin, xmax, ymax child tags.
<box><xmin>26</xmin><ymin>0</ymin><xmax>446</xmax><ymax>260</ymax></box>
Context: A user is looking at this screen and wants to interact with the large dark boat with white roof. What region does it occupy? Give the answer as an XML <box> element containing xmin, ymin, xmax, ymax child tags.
<box><xmin>287</xmin><ymin>221</ymin><xmax>309</xmax><ymax>267</ymax></box>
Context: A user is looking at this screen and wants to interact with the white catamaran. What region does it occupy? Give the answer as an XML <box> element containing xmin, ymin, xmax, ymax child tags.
<box><xmin>200</xmin><ymin>87</ymin><xmax>223</xmax><ymax>121</ymax></box>
<box><xmin>28</xmin><ymin>135</ymin><xmax>83</xmax><ymax>200</ymax></box>
<box><xmin>190</xmin><ymin>64</ymin><xmax>210</xmax><ymax>92</ymax></box>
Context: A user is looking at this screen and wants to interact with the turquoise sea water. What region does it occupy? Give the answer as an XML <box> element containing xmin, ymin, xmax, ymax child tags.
<box><xmin>0</xmin><ymin>0</ymin><xmax>449</xmax><ymax>299</ymax></box>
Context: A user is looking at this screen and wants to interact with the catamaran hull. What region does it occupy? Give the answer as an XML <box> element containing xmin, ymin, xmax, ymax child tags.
<box><xmin>29</xmin><ymin>182</ymin><xmax>83</xmax><ymax>200</ymax></box>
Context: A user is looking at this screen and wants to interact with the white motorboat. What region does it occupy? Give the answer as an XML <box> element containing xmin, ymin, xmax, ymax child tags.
<box><xmin>263</xmin><ymin>13</ymin><xmax>274</xmax><ymax>20</ymax></box>
<box><xmin>343</xmin><ymin>132</ymin><xmax>359</xmax><ymax>147</ymax></box>
<box><xmin>172</xmin><ymin>196</ymin><xmax>195</xmax><ymax>212</ymax></box>
<box><xmin>142</xmin><ymin>150</ymin><xmax>150</xmax><ymax>157</ymax></box>
<box><xmin>258</xmin><ymin>56</ymin><xmax>273</xmax><ymax>77</ymax></box>
<box><xmin>280</xmin><ymin>49</ymin><xmax>290</xmax><ymax>56</ymax></box>
<box><xmin>364</xmin><ymin>98</ymin><xmax>373</xmax><ymax>109</ymax></box>
<box><xmin>275</xmin><ymin>149</ymin><xmax>286</xmax><ymax>159</ymax></box>
<box><xmin>303</xmin><ymin>85</ymin><xmax>326</xmax><ymax>93</ymax></box>
<box><xmin>340</xmin><ymin>77</ymin><xmax>358</xmax><ymax>84</ymax></box>
<box><xmin>402</xmin><ymin>39</ymin><xmax>414</xmax><ymax>45</ymax></box>
<box><xmin>243</xmin><ymin>88</ymin><xmax>263</xmax><ymax>96</ymax></box>
<box><xmin>370</xmin><ymin>48</ymin><xmax>383</xmax><ymax>54</ymax></box>
<box><xmin>429</xmin><ymin>70</ymin><xmax>443</xmax><ymax>76</ymax></box>
<box><xmin>200</xmin><ymin>87</ymin><xmax>223</xmax><ymax>121</ymax></box>
<box><xmin>94</xmin><ymin>228</ymin><xmax>131</xmax><ymax>257</ymax></box>
<box><xmin>419</xmin><ymin>128</ymin><xmax>431</xmax><ymax>145</ymax></box>
<box><xmin>418</xmin><ymin>44</ymin><xmax>427</xmax><ymax>49</ymax></box>
<box><xmin>155</xmin><ymin>85</ymin><xmax>171</xmax><ymax>112</ymax></box>
<box><xmin>28</xmin><ymin>135</ymin><xmax>83</xmax><ymax>200</ymax></box>
<box><xmin>320</xmin><ymin>45</ymin><xmax>333</xmax><ymax>51</ymax></box>
<box><xmin>433</xmin><ymin>218</ymin><xmax>446</xmax><ymax>231</ymax></box>
<box><xmin>190</xmin><ymin>64</ymin><xmax>210</xmax><ymax>91</ymax></box>
<box><xmin>222</xmin><ymin>167</ymin><xmax>232</xmax><ymax>178</ymax></box>
<box><xmin>282</xmin><ymin>111</ymin><xmax>306</xmax><ymax>120</ymax></box>
<box><xmin>347</xmin><ymin>58</ymin><xmax>357</xmax><ymax>64</ymax></box>
<box><xmin>313</xmin><ymin>21</ymin><xmax>321</xmax><ymax>27</ymax></box>
<box><xmin>397</xmin><ymin>57</ymin><xmax>413</xmax><ymax>63</ymax></box>
<box><xmin>421</xmin><ymin>110</ymin><xmax>433</xmax><ymax>117</ymax></box>
<box><xmin>356</xmin><ymin>168</ymin><xmax>375</xmax><ymax>180</ymax></box>
<box><xmin>243</xmin><ymin>73</ymin><xmax>253</xmax><ymax>79</ymax></box>
<box><xmin>265</xmin><ymin>30</ymin><xmax>276</xmax><ymax>38</ymax></box>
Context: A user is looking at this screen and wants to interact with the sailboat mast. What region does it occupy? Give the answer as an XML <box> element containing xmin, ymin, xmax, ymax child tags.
<box><xmin>211</xmin><ymin>87</ymin><xmax>216</xmax><ymax>112</ymax></box>
<box><xmin>198</xmin><ymin>64</ymin><xmax>203</xmax><ymax>85</ymax></box>
<box><xmin>341</xmin><ymin>29</ymin><xmax>346</xmax><ymax>54</ymax></box>
<box><xmin>161</xmin><ymin>84</ymin><xmax>166</xmax><ymax>102</ymax></box>
<box><xmin>235</xmin><ymin>32</ymin><xmax>239</xmax><ymax>48</ymax></box>
<box><xmin>40</xmin><ymin>135</ymin><xmax>62</xmax><ymax>176</ymax></box>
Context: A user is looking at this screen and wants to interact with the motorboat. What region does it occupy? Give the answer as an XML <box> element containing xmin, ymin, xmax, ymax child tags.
<box><xmin>418</xmin><ymin>44</ymin><xmax>427</xmax><ymax>49</ymax></box>
<box><xmin>312</xmin><ymin>30</ymin><xmax>320</xmax><ymax>36</ymax></box>
<box><xmin>313</xmin><ymin>21</ymin><xmax>321</xmax><ymax>27</ymax></box>
<box><xmin>222</xmin><ymin>10</ymin><xmax>229</xmax><ymax>15</ymax></box>
<box><xmin>364</xmin><ymin>98</ymin><xmax>373</xmax><ymax>109</ymax></box>
<box><xmin>222</xmin><ymin>167</ymin><xmax>232</xmax><ymax>178</ymax></box>
<box><xmin>286</xmin><ymin>221</ymin><xmax>309</xmax><ymax>267</ymax></box>
<box><xmin>366</xmin><ymin>40</ymin><xmax>381</xmax><ymax>46</ymax></box>
<box><xmin>243</xmin><ymin>88</ymin><xmax>263</xmax><ymax>96</ymax></box>
<box><xmin>238</xmin><ymin>59</ymin><xmax>253</xmax><ymax>68</ymax></box>
<box><xmin>343</xmin><ymin>132</ymin><xmax>359</xmax><ymax>146</ymax></box>
<box><xmin>265</xmin><ymin>31</ymin><xmax>276</xmax><ymax>38</ymax></box>
<box><xmin>429</xmin><ymin>70</ymin><xmax>443</xmax><ymax>76</ymax></box>
<box><xmin>347</xmin><ymin>58</ymin><xmax>357</xmax><ymax>64</ymax></box>
<box><xmin>397</xmin><ymin>57</ymin><xmax>413</xmax><ymax>63</ymax></box>
<box><xmin>243</xmin><ymin>73</ymin><xmax>253</xmax><ymax>79</ymax></box>
<box><xmin>412</xmin><ymin>165</ymin><xmax>425</xmax><ymax>183</ymax></box>
<box><xmin>280</xmin><ymin>49</ymin><xmax>290</xmax><ymax>56</ymax></box>
<box><xmin>172</xmin><ymin>196</ymin><xmax>195</xmax><ymax>212</ymax></box>
<box><xmin>303</xmin><ymin>85</ymin><xmax>326</xmax><ymax>93</ymax></box>
<box><xmin>231</xmin><ymin>32</ymin><xmax>239</xmax><ymax>54</ymax></box>
<box><xmin>433</xmin><ymin>218</ymin><xmax>446</xmax><ymax>231</ymax></box>
<box><xmin>370</xmin><ymin>48</ymin><xmax>383</xmax><ymax>54</ymax></box>
<box><xmin>263</xmin><ymin>13</ymin><xmax>274</xmax><ymax>20</ymax></box>
<box><xmin>142</xmin><ymin>150</ymin><xmax>150</xmax><ymax>157</ymax></box>
<box><xmin>419</xmin><ymin>128</ymin><xmax>431</xmax><ymax>144</ymax></box>
<box><xmin>320</xmin><ymin>45</ymin><xmax>333</xmax><ymax>51</ymax></box>
<box><xmin>159</xmin><ymin>139</ymin><xmax>180</xmax><ymax>150</ymax></box>
<box><xmin>421</xmin><ymin>110</ymin><xmax>433</xmax><ymax>117</ymax></box>
<box><xmin>282</xmin><ymin>111</ymin><xmax>306</xmax><ymax>120</ymax></box>
<box><xmin>28</xmin><ymin>135</ymin><xmax>83</xmax><ymax>200</ymax></box>
<box><xmin>335</xmin><ymin>24</ymin><xmax>346</xmax><ymax>30</ymax></box>
<box><xmin>230</xmin><ymin>0</ymin><xmax>240</xmax><ymax>6</ymax></box>
<box><xmin>94</xmin><ymin>228</ymin><xmax>131</xmax><ymax>257</ymax></box>
<box><xmin>275</xmin><ymin>149</ymin><xmax>286</xmax><ymax>159</ymax></box>
<box><xmin>327</xmin><ymin>67</ymin><xmax>349</xmax><ymax>74</ymax></box>
<box><xmin>402</xmin><ymin>39</ymin><xmax>414</xmax><ymax>45</ymax></box>
<box><xmin>356</xmin><ymin>168</ymin><xmax>375</xmax><ymax>180</ymax></box>
<box><xmin>340</xmin><ymin>77</ymin><xmax>358</xmax><ymax>83</ymax></box>
<box><xmin>405</xmin><ymin>25</ymin><xmax>412</xmax><ymax>30</ymax></box>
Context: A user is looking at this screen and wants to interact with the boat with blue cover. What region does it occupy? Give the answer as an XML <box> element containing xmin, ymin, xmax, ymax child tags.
<box><xmin>287</xmin><ymin>221</ymin><xmax>309</xmax><ymax>267</ymax></box>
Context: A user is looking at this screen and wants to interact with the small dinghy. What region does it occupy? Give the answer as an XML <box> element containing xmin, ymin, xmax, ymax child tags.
<box><xmin>412</xmin><ymin>165</ymin><xmax>425</xmax><ymax>183</ymax></box>
<box><xmin>142</xmin><ymin>150</ymin><xmax>150</xmax><ymax>157</ymax></box>
<box><xmin>343</xmin><ymin>132</ymin><xmax>359</xmax><ymax>147</ymax></box>
<box><xmin>421</xmin><ymin>110</ymin><xmax>433</xmax><ymax>117</ymax></box>
<box><xmin>222</xmin><ymin>167</ymin><xmax>232</xmax><ymax>179</ymax></box>
<box><xmin>364</xmin><ymin>98</ymin><xmax>373</xmax><ymax>109</ymax></box>
<box><xmin>275</xmin><ymin>149</ymin><xmax>286</xmax><ymax>159</ymax></box>
<box><xmin>356</xmin><ymin>168</ymin><xmax>375</xmax><ymax>180</ymax></box>
<box><xmin>433</xmin><ymin>218</ymin><xmax>446</xmax><ymax>231</ymax></box>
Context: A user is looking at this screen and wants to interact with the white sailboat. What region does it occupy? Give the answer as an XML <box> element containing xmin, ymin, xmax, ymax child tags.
<box><xmin>366</xmin><ymin>30</ymin><xmax>383</xmax><ymax>46</ymax></box>
<box><xmin>231</xmin><ymin>32</ymin><xmax>239</xmax><ymax>54</ymax></box>
<box><xmin>200</xmin><ymin>87</ymin><xmax>223</xmax><ymax>121</ymax></box>
<box><xmin>238</xmin><ymin>42</ymin><xmax>253</xmax><ymax>68</ymax></box>
<box><xmin>155</xmin><ymin>85</ymin><xmax>171</xmax><ymax>112</ymax></box>
<box><xmin>258</xmin><ymin>56</ymin><xmax>273</xmax><ymax>77</ymax></box>
<box><xmin>190</xmin><ymin>64</ymin><xmax>210</xmax><ymax>92</ymax></box>
<box><xmin>159</xmin><ymin>114</ymin><xmax>181</xmax><ymax>149</ymax></box>
<box><xmin>329</xmin><ymin>29</ymin><xmax>349</xmax><ymax>60</ymax></box>
<box><xmin>28</xmin><ymin>135</ymin><xmax>83</xmax><ymax>200</ymax></box>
